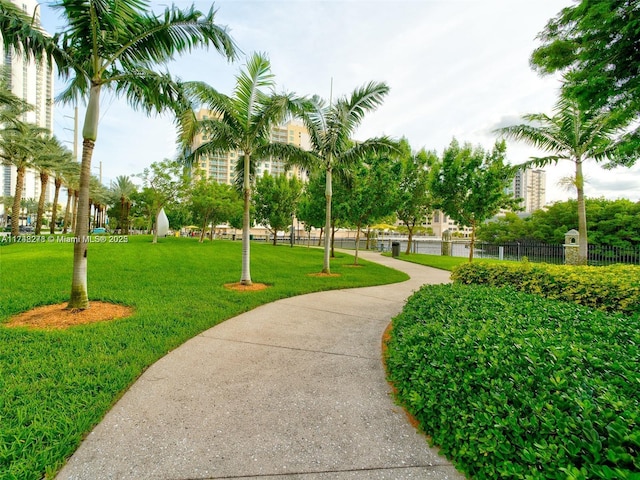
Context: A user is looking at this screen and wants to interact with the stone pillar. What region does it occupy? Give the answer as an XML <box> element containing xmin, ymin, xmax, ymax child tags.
<box><xmin>564</xmin><ymin>229</ymin><xmax>580</xmax><ymax>265</ymax></box>
<box><xmin>441</xmin><ymin>229</ymin><xmax>452</xmax><ymax>257</ymax></box>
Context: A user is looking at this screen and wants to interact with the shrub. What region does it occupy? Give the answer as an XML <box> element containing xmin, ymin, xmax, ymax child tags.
<box><xmin>451</xmin><ymin>262</ymin><xmax>640</xmax><ymax>315</ymax></box>
<box><xmin>385</xmin><ymin>284</ymin><xmax>640</xmax><ymax>479</ymax></box>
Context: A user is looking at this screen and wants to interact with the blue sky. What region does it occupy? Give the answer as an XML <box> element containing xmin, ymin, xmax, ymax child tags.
<box><xmin>41</xmin><ymin>0</ymin><xmax>640</xmax><ymax>203</ymax></box>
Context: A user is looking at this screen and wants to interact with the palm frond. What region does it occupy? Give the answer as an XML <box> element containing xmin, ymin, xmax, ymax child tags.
<box><xmin>233</xmin><ymin>52</ymin><xmax>274</xmax><ymax>129</ymax></box>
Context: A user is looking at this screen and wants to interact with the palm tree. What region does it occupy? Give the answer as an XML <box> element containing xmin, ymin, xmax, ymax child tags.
<box><xmin>32</xmin><ymin>135</ymin><xmax>71</xmax><ymax>234</ymax></box>
<box><xmin>0</xmin><ymin>120</ymin><xmax>48</xmax><ymax>236</ymax></box>
<box><xmin>295</xmin><ymin>82</ymin><xmax>396</xmax><ymax>274</ymax></box>
<box><xmin>110</xmin><ymin>175</ymin><xmax>137</xmax><ymax>234</ymax></box>
<box><xmin>62</xmin><ymin>162</ymin><xmax>80</xmax><ymax>234</ymax></box>
<box><xmin>2</xmin><ymin>0</ymin><xmax>237</xmax><ymax>308</ymax></box>
<box><xmin>178</xmin><ymin>53</ymin><xmax>309</xmax><ymax>285</ymax></box>
<box><xmin>49</xmin><ymin>152</ymin><xmax>76</xmax><ymax>233</ymax></box>
<box><xmin>497</xmin><ymin>95</ymin><xmax>634</xmax><ymax>264</ymax></box>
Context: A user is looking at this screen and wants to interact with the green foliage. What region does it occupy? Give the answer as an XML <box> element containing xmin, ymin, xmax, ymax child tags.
<box><xmin>451</xmin><ymin>261</ymin><xmax>640</xmax><ymax>315</ymax></box>
<box><xmin>253</xmin><ymin>172</ymin><xmax>302</xmax><ymax>244</ymax></box>
<box><xmin>386</xmin><ymin>284</ymin><xmax>640</xmax><ymax>479</ymax></box>
<box><xmin>478</xmin><ymin>198</ymin><xmax>640</xmax><ymax>248</ymax></box>
<box><xmin>531</xmin><ymin>0</ymin><xmax>640</xmax><ymax>121</ymax></box>
<box><xmin>188</xmin><ymin>176</ymin><xmax>241</xmax><ymax>239</ymax></box>
<box><xmin>0</xmin><ymin>236</ymin><xmax>408</xmax><ymax>479</ymax></box>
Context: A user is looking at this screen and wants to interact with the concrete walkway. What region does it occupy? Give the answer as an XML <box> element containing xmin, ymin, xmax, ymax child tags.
<box><xmin>56</xmin><ymin>251</ymin><xmax>466</xmax><ymax>480</ymax></box>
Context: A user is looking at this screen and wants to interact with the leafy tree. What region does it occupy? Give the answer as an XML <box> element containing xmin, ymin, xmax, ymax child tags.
<box><xmin>297</xmin><ymin>172</ymin><xmax>326</xmax><ymax>246</ymax></box>
<box><xmin>178</xmin><ymin>53</ymin><xmax>308</xmax><ymax>285</ymax></box>
<box><xmin>253</xmin><ymin>173</ymin><xmax>302</xmax><ymax>245</ymax></box>
<box><xmin>294</xmin><ymin>81</ymin><xmax>396</xmax><ymax>274</ymax></box>
<box><xmin>343</xmin><ymin>153</ymin><xmax>401</xmax><ymax>264</ymax></box>
<box><xmin>531</xmin><ymin>0</ymin><xmax>640</xmax><ymax>117</ymax></box>
<box><xmin>476</xmin><ymin>212</ymin><xmax>530</xmax><ymax>244</ymax></box>
<box><xmin>188</xmin><ymin>177</ymin><xmax>241</xmax><ymax>243</ymax></box>
<box><xmin>430</xmin><ymin>139</ymin><xmax>518</xmax><ymax>262</ymax></box>
<box><xmin>395</xmin><ymin>140</ymin><xmax>437</xmax><ymax>254</ymax></box>
<box><xmin>497</xmin><ymin>96</ymin><xmax>634</xmax><ymax>264</ymax></box>
<box><xmin>2</xmin><ymin>0</ymin><xmax>237</xmax><ymax>308</ymax></box>
<box><xmin>136</xmin><ymin>159</ymin><xmax>189</xmax><ymax>244</ymax></box>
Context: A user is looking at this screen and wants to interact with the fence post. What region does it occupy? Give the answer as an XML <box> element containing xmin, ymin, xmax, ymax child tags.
<box><xmin>441</xmin><ymin>230</ymin><xmax>452</xmax><ymax>256</ymax></box>
<box><xmin>564</xmin><ymin>229</ymin><xmax>580</xmax><ymax>265</ymax></box>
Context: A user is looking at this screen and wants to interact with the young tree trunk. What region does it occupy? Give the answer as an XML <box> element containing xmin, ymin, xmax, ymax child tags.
<box><xmin>317</xmin><ymin>227</ymin><xmax>323</xmax><ymax>246</ymax></box>
<box><xmin>35</xmin><ymin>171</ymin><xmax>49</xmax><ymax>234</ymax></box>
<box><xmin>62</xmin><ymin>188</ymin><xmax>72</xmax><ymax>234</ymax></box>
<box><xmin>71</xmin><ymin>191</ymin><xmax>78</xmax><ymax>232</ymax></box>
<box><xmin>199</xmin><ymin>219</ymin><xmax>206</xmax><ymax>243</ymax></box>
<box><xmin>575</xmin><ymin>159</ymin><xmax>588</xmax><ymax>265</ymax></box>
<box><xmin>331</xmin><ymin>224</ymin><xmax>336</xmax><ymax>259</ymax></box>
<box><xmin>50</xmin><ymin>177</ymin><xmax>62</xmax><ymax>234</ymax></box>
<box><xmin>240</xmin><ymin>153</ymin><xmax>252</xmax><ymax>285</ymax></box>
<box><xmin>272</xmin><ymin>228</ymin><xmax>278</xmax><ymax>246</ymax></box>
<box><xmin>468</xmin><ymin>221</ymin><xmax>476</xmax><ymax>262</ymax></box>
<box><xmin>323</xmin><ymin>166</ymin><xmax>332</xmax><ymax>273</ymax></box>
<box><xmin>405</xmin><ymin>223</ymin><xmax>414</xmax><ymax>255</ymax></box>
<box><xmin>11</xmin><ymin>166</ymin><xmax>25</xmax><ymax>237</ymax></box>
<box><xmin>152</xmin><ymin>208</ymin><xmax>161</xmax><ymax>244</ymax></box>
<box><xmin>354</xmin><ymin>224</ymin><xmax>361</xmax><ymax>265</ymax></box>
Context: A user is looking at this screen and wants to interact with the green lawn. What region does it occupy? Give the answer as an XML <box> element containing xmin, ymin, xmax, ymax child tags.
<box><xmin>384</xmin><ymin>252</ymin><xmax>501</xmax><ymax>271</ymax></box>
<box><xmin>0</xmin><ymin>236</ymin><xmax>408</xmax><ymax>480</ymax></box>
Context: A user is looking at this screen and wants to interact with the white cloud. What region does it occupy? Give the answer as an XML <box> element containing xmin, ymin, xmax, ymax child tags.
<box><xmin>43</xmin><ymin>0</ymin><xmax>640</xmax><ymax>202</ymax></box>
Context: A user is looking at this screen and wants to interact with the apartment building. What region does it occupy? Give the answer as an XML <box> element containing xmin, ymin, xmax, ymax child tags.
<box><xmin>191</xmin><ymin>108</ymin><xmax>311</xmax><ymax>184</ymax></box>
<box><xmin>510</xmin><ymin>168</ymin><xmax>546</xmax><ymax>213</ymax></box>
<box><xmin>0</xmin><ymin>0</ymin><xmax>56</xmax><ymax>225</ymax></box>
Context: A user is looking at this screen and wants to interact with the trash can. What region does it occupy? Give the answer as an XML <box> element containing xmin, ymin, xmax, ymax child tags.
<box><xmin>391</xmin><ymin>241</ymin><xmax>400</xmax><ymax>257</ymax></box>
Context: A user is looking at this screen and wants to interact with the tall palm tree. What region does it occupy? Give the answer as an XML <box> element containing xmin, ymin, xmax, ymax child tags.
<box><xmin>295</xmin><ymin>82</ymin><xmax>396</xmax><ymax>274</ymax></box>
<box><xmin>0</xmin><ymin>120</ymin><xmax>48</xmax><ymax>236</ymax></box>
<box><xmin>497</xmin><ymin>96</ymin><xmax>634</xmax><ymax>264</ymax></box>
<box><xmin>178</xmin><ymin>53</ymin><xmax>309</xmax><ymax>285</ymax></box>
<box><xmin>110</xmin><ymin>175</ymin><xmax>137</xmax><ymax>234</ymax></box>
<box><xmin>62</xmin><ymin>161</ymin><xmax>80</xmax><ymax>234</ymax></box>
<box><xmin>2</xmin><ymin>0</ymin><xmax>237</xmax><ymax>308</ymax></box>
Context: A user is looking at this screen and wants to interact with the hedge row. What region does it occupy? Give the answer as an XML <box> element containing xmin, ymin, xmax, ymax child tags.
<box><xmin>451</xmin><ymin>262</ymin><xmax>640</xmax><ymax>315</ymax></box>
<box><xmin>385</xmin><ymin>284</ymin><xmax>640</xmax><ymax>479</ymax></box>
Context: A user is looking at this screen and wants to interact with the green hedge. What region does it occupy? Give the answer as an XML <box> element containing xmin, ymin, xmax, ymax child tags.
<box><xmin>385</xmin><ymin>284</ymin><xmax>640</xmax><ymax>479</ymax></box>
<box><xmin>451</xmin><ymin>262</ymin><xmax>640</xmax><ymax>315</ymax></box>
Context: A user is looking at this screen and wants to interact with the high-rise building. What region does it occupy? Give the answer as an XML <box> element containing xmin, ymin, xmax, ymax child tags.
<box><xmin>191</xmin><ymin>108</ymin><xmax>311</xmax><ymax>184</ymax></box>
<box><xmin>510</xmin><ymin>168</ymin><xmax>546</xmax><ymax>213</ymax></box>
<box><xmin>0</xmin><ymin>0</ymin><xmax>56</xmax><ymax>225</ymax></box>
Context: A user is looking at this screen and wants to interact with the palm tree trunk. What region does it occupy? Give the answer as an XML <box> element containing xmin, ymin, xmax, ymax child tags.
<box><xmin>575</xmin><ymin>158</ymin><xmax>588</xmax><ymax>265</ymax></box>
<box><xmin>11</xmin><ymin>166</ymin><xmax>25</xmax><ymax>237</ymax></box>
<box><xmin>68</xmin><ymin>138</ymin><xmax>94</xmax><ymax>309</ymax></box>
<box><xmin>71</xmin><ymin>191</ymin><xmax>78</xmax><ymax>232</ymax></box>
<box><xmin>323</xmin><ymin>166</ymin><xmax>332</xmax><ymax>273</ymax></box>
<box><xmin>240</xmin><ymin>153</ymin><xmax>252</xmax><ymax>285</ymax></box>
<box><xmin>35</xmin><ymin>171</ymin><xmax>49</xmax><ymax>234</ymax></box>
<box><xmin>62</xmin><ymin>188</ymin><xmax>72</xmax><ymax>234</ymax></box>
<box><xmin>50</xmin><ymin>177</ymin><xmax>62</xmax><ymax>234</ymax></box>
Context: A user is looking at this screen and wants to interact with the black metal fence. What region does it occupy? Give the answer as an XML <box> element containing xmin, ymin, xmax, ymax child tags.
<box><xmin>284</xmin><ymin>236</ymin><xmax>640</xmax><ymax>266</ymax></box>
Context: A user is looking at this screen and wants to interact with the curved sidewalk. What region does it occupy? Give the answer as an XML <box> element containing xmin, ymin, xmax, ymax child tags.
<box><xmin>56</xmin><ymin>251</ymin><xmax>466</xmax><ymax>480</ymax></box>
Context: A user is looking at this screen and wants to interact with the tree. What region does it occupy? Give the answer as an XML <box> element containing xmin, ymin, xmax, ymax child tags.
<box><xmin>531</xmin><ymin>1</ymin><xmax>640</xmax><ymax>117</ymax></box>
<box><xmin>430</xmin><ymin>139</ymin><xmax>518</xmax><ymax>262</ymax></box>
<box><xmin>395</xmin><ymin>141</ymin><xmax>437</xmax><ymax>254</ymax></box>
<box><xmin>0</xmin><ymin>120</ymin><xmax>48</xmax><ymax>236</ymax></box>
<box><xmin>49</xmin><ymin>151</ymin><xmax>76</xmax><ymax>233</ymax></box>
<box><xmin>476</xmin><ymin>212</ymin><xmax>530</xmax><ymax>244</ymax></box>
<box><xmin>178</xmin><ymin>53</ymin><xmax>308</xmax><ymax>285</ymax></box>
<box><xmin>136</xmin><ymin>159</ymin><xmax>188</xmax><ymax>243</ymax></box>
<box><xmin>497</xmin><ymin>96</ymin><xmax>634</xmax><ymax>264</ymax></box>
<box><xmin>2</xmin><ymin>0</ymin><xmax>237</xmax><ymax>308</ymax></box>
<box><xmin>109</xmin><ymin>176</ymin><xmax>137</xmax><ymax>234</ymax></box>
<box><xmin>343</xmin><ymin>153</ymin><xmax>400</xmax><ymax>264</ymax></box>
<box><xmin>297</xmin><ymin>172</ymin><xmax>326</xmax><ymax>246</ymax></box>
<box><xmin>295</xmin><ymin>82</ymin><xmax>395</xmax><ymax>273</ymax></box>
<box><xmin>188</xmin><ymin>177</ymin><xmax>241</xmax><ymax>243</ymax></box>
<box><xmin>253</xmin><ymin>173</ymin><xmax>302</xmax><ymax>245</ymax></box>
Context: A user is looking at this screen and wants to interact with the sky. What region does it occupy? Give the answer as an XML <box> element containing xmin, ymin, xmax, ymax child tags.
<box><xmin>40</xmin><ymin>0</ymin><xmax>640</xmax><ymax>204</ymax></box>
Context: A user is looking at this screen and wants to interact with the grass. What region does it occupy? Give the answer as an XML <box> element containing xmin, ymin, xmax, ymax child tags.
<box><xmin>0</xmin><ymin>236</ymin><xmax>408</xmax><ymax>480</ymax></box>
<box><xmin>383</xmin><ymin>252</ymin><xmax>501</xmax><ymax>271</ymax></box>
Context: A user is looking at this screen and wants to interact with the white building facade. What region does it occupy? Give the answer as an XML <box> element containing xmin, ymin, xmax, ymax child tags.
<box><xmin>0</xmin><ymin>0</ymin><xmax>56</xmax><ymax>226</ymax></box>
